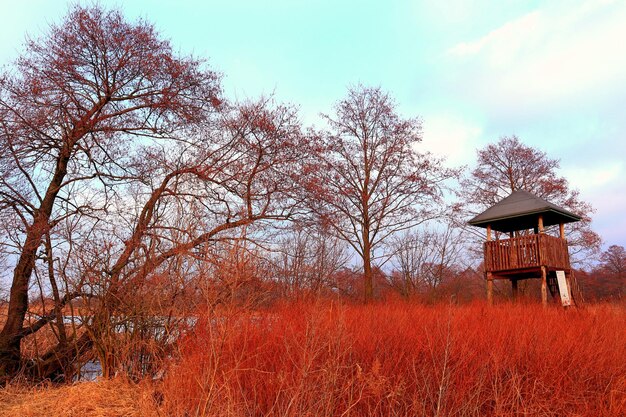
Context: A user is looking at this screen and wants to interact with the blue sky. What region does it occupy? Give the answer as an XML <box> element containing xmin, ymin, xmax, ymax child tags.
<box><xmin>1</xmin><ymin>0</ymin><xmax>625</xmax><ymax>249</ymax></box>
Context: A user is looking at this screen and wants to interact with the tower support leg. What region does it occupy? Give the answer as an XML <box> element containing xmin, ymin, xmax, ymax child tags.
<box><xmin>541</xmin><ymin>266</ymin><xmax>548</xmax><ymax>308</ymax></box>
<box><xmin>487</xmin><ymin>272</ymin><xmax>494</xmax><ymax>305</ymax></box>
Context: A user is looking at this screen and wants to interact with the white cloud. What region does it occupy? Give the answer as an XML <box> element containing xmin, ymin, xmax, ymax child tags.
<box><xmin>446</xmin><ymin>0</ymin><xmax>626</xmax><ymax>112</ymax></box>
<box><xmin>562</xmin><ymin>162</ymin><xmax>623</xmax><ymax>192</ymax></box>
<box><xmin>421</xmin><ymin>114</ymin><xmax>482</xmax><ymax>166</ymax></box>
<box><xmin>448</xmin><ymin>11</ymin><xmax>543</xmax><ymax>62</ymax></box>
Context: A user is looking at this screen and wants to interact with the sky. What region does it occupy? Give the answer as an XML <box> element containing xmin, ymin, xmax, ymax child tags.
<box><xmin>0</xmin><ymin>0</ymin><xmax>625</xmax><ymax>249</ymax></box>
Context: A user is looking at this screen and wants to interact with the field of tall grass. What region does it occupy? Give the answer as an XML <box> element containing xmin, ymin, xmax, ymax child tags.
<box><xmin>1</xmin><ymin>300</ymin><xmax>624</xmax><ymax>417</ymax></box>
<box><xmin>161</xmin><ymin>300</ymin><xmax>625</xmax><ymax>417</ymax></box>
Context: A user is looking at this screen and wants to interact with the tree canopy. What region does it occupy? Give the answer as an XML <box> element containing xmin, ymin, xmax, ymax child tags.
<box><xmin>308</xmin><ymin>86</ymin><xmax>455</xmax><ymax>300</ymax></box>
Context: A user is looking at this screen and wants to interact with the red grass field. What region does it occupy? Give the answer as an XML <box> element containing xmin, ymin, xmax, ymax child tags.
<box><xmin>161</xmin><ymin>300</ymin><xmax>626</xmax><ymax>417</ymax></box>
<box><xmin>1</xmin><ymin>301</ymin><xmax>624</xmax><ymax>417</ymax></box>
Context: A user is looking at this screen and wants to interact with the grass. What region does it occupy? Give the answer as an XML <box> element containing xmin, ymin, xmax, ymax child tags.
<box><xmin>0</xmin><ymin>377</ymin><xmax>158</xmax><ymax>417</ymax></box>
<box><xmin>1</xmin><ymin>300</ymin><xmax>624</xmax><ymax>416</ymax></box>
<box><xmin>162</xmin><ymin>300</ymin><xmax>626</xmax><ymax>416</ymax></box>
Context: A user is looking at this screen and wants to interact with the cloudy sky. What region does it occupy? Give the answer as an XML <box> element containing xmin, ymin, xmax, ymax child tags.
<box><xmin>1</xmin><ymin>0</ymin><xmax>624</xmax><ymax>249</ymax></box>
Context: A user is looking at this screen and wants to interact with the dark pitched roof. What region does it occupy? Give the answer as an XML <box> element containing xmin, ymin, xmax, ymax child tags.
<box><xmin>468</xmin><ymin>190</ymin><xmax>582</xmax><ymax>233</ymax></box>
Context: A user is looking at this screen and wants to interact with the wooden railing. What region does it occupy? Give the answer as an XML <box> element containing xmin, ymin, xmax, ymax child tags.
<box><xmin>484</xmin><ymin>234</ymin><xmax>570</xmax><ymax>273</ymax></box>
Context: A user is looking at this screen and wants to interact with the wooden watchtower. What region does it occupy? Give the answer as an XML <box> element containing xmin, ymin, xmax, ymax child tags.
<box><xmin>468</xmin><ymin>190</ymin><xmax>582</xmax><ymax>306</ymax></box>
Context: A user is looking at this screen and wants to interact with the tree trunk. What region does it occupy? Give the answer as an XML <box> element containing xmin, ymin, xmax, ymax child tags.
<box><xmin>0</xmin><ymin>145</ymin><xmax>72</xmax><ymax>378</ymax></box>
<box><xmin>0</xmin><ymin>214</ymin><xmax>49</xmax><ymax>377</ymax></box>
<box><xmin>362</xmin><ymin>231</ymin><xmax>373</xmax><ymax>302</ymax></box>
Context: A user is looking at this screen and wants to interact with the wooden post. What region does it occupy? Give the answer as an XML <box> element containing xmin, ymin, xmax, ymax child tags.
<box><xmin>511</xmin><ymin>278</ymin><xmax>518</xmax><ymax>299</ymax></box>
<box><xmin>559</xmin><ymin>223</ymin><xmax>565</xmax><ymax>239</ymax></box>
<box><xmin>541</xmin><ymin>266</ymin><xmax>547</xmax><ymax>307</ymax></box>
<box><xmin>486</xmin><ymin>225</ymin><xmax>493</xmax><ymax>305</ymax></box>
<box><xmin>538</xmin><ymin>215</ymin><xmax>544</xmax><ymax>234</ymax></box>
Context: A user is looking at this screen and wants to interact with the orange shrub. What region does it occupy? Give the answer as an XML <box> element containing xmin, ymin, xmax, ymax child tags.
<box><xmin>161</xmin><ymin>301</ymin><xmax>626</xmax><ymax>416</ymax></box>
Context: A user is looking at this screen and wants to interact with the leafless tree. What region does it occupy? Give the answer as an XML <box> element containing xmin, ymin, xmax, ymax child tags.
<box><xmin>389</xmin><ymin>224</ymin><xmax>466</xmax><ymax>297</ymax></box>
<box><xmin>600</xmin><ymin>245</ymin><xmax>626</xmax><ymax>280</ymax></box>
<box><xmin>0</xmin><ymin>5</ymin><xmax>221</xmax><ymax>378</ymax></box>
<box><xmin>48</xmin><ymin>97</ymin><xmax>306</xmax><ymax>379</ymax></box>
<box><xmin>271</xmin><ymin>228</ymin><xmax>349</xmax><ymax>297</ymax></box>
<box><xmin>0</xmin><ymin>5</ymin><xmax>308</xmax><ymax>380</ymax></box>
<box><xmin>309</xmin><ymin>86</ymin><xmax>456</xmax><ymax>301</ymax></box>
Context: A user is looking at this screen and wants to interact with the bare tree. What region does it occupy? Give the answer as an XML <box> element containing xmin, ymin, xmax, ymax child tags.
<box><xmin>0</xmin><ymin>4</ymin><xmax>310</xmax><ymax>380</ymax></box>
<box><xmin>389</xmin><ymin>225</ymin><xmax>466</xmax><ymax>297</ymax></box>
<box><xmin>42</xmin><ymin>97</ymin><xmax>306</xmax><ymax>379</ymax></box>
<box><xmin>0</xmin><ymin>5</ymin><xmax>221</xmax><ymax>378</ymax></box>
<box><xmin>576</xmin><ymin>244</ymin><xmax>625</xmax><ymax>301</ymax></box>
<box><xmin>600</xmin><ymin>245</ymin><xmax>626</xmax><ymax>280</ymax></box>
<box><xmin>272</xmin><ymin>228</ymin><xmax>349</xmax><ymax>297</ymax></box>
<box><xmin>309</xmin><ymin>86</ymin><xmax>455</xmax><ymax>301</ymax></box>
